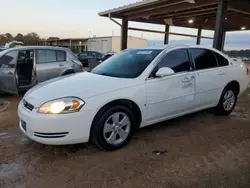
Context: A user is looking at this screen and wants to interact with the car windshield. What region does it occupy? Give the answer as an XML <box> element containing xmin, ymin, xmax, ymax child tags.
<box><xmin>91</xmin><ymin>49</ymin><xmax>162</xmax><ymax>78</ymax></box>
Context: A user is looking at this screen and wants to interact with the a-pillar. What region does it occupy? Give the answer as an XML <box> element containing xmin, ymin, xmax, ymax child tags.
<box><xmin>121</xmin><ymin>18</ymin><xmax>128</xmax><ymax>50</ymax></box>
<box><xmin>213</xmin><ymin>0</ymin><xmax>228</xmax><ymax>51</ymax></box>
<box><xmin>196</xmin><ymin>26</ymin><xmax>202</xmax><ymax>45</ymax></box>
<box><xmin>164</xmin><ymin>25</ymin><xmax>170</xmax><ymax>44</ymax></box>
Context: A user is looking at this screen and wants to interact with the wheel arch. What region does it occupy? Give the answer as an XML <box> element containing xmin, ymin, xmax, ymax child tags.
<box><xmin>61</xmin><ymin>69</ymin><xmax>75</xmax><ymax>76</ymax></box>
<box><xmin>225</xmin><ymin>80</ymin><xmax>240</xmax><ymax>96</ymax></box>
<box><xmin>90</xmin><ymin>99</ymin><xmax>142</xmax><ymax>134</ymax></box>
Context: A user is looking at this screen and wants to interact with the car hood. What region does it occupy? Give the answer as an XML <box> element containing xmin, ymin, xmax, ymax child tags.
<box><xmin>24</xmin><ymin>72</ymin><xmax>136</xmax><ymax>107</ymax></box>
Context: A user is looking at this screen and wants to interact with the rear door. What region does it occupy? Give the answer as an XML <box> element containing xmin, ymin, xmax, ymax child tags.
<box><xmin>0</xmin><ymin>50</ymin><xmax>18</xmax><ymax>94</ymax></box>
<box><xmin>35</xmin><ymin>49</ymin><xmax>65</xmax><ymax>82</ymax></box>
<box><xmin>55</xmin><ymin>50</ymin><xmax>67</xmax><ymax>73</ymax></box>
<box><xmin>213</xmin><ymin>51</ymin><xmax>230</xmax><ymax>86</ymax></box>
<box><xmin>189</xmin><ymin>48</ymin><xmax>223</xmax><ymax>108</ymax></box>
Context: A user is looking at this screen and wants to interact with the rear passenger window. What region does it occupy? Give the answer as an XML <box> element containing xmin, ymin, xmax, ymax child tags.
<box><xmin>190</xmin><ymin>49</ymin><xmax>218</xmax><ymax>70</ymax></box>
<box><xmin>156</xmin><ymin>49</ymin><xmax>191</xmax><ymax>73</ymax></box>
<box><xmin>36</xmin><ymin>50</ymin><xmax>57</xmax><ymax>64</ymax></box>
<box><xmin>214</xmin><ymin>52</ymin><xmax>229</xmax><ymax>66</ymax></box>
<box><xmin>56</xmin><ymin>50</ymin><xmax>66</xmax><ymax>61</ymax></box>
<box><xmin>46</xmin><ymin>50</ymin><xmax>56</xmax><ymax>62</ymax></box>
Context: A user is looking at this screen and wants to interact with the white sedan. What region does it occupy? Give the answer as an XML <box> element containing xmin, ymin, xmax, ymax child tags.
<box><xmin>18</xmin><ymin>45</ymin><xmax>249</xmax><ymax>151</ymax></box>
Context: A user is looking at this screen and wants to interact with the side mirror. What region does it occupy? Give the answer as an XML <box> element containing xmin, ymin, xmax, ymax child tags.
<box><xmin>155</xmin><ymin>67</ymin><xmax>175</xmax><ymax>77</ymax></box>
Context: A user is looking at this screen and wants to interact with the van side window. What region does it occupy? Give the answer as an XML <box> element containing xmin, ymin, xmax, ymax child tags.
<box><xmin>190</xmin><ymin>49</ymin><xmax>218</xmax><ymax>70</ymax></box>
<box><xmin>46</xmin><ymin>50</ymin><xmax>56</xmax><ymax>62</ymax></box>
<box><xmin>56</xmin><ymin>50</ymin><xmax>66</xmax><ymax>61</ymax></box>
<box><xmin>214</xmin><ymin>52</ymin><xmax>229</xmax><ymax>66</ymax></box>
<box><xmin>0</xmin><ymin>51</ymin><xmax>18</xmax><ymax>68</ymax></box>
<box><xmin>156</xmin><ymin>49</ymin><xmax>191</xmax><ymax>73</ymax></box>
<box><xmin>36</xmin><ymin>50</ymin><xmax>56</xmax><ymax>64</ymax></box>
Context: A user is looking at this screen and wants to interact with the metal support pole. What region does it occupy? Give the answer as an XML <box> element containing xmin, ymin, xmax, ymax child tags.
<box><xmin>196</xmin><ymin>26</ymin><xmax>202</xmax><ymax>45</ymax></box>
<box><xmin>121</xmin><ymin>18</ymin><xmax>128</xmax><ymax>50</ymax></box>
<box><xmin>213</xmin><ymin>0</ymin><xmax>228</xmax><ymax>50</ymax></box>
<box><xmin>164</xmin><ymin>25</ymin><xmax>170</xmax><ymax>44</ymax></box>
<box><xmin>221</xmin><ymin>31</ymin><xmax>226</xmax><ymax>51</ymax></box>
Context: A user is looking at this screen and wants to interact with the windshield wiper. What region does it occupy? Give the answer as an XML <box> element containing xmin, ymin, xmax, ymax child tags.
<box><xmin>92</xmin><ymin>71</ymin><xmax>127</xmax><ymax>78</ymax></box>
<box><xmin>92</xmin><ymin>72</ymin><xmax>117</xmax><ymax>77</ymax></box>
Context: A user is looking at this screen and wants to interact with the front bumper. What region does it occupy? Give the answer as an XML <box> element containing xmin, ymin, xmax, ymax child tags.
<box><xmin>18</xmin><ymin>101</ymin><xmax>95</xmax><ymax>145</ymax></box>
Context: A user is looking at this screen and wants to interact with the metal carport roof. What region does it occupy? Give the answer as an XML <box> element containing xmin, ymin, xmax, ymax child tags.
<box><xmin>99</xmin><ymin>0</ymin><xmax>250</xmax><ymax>31</ymax></box>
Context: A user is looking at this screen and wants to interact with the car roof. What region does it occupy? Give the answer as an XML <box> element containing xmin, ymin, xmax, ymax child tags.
<box><xmin>135</xmin><ymin>44</ymin><xmax>226</xmax><ymax>56</ymax></box>
<box><xmin>2</xmin><ymin>46</ymin><xmax>69</xmax><ymax>52</ymax></box>
<box><xmin>136</xmin><ymin>44</ymin><xmax>216</xmax><ymax>50</ymax></box>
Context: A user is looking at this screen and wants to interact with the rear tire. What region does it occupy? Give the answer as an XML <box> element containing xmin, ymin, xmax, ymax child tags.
<box><xmin>91</xmin><ymin>105</ymin><xmax>136</xmax><ymax>151</ymax></box>
<box><xmin>215</xmin><ymin>86</ymin><xmax>237</xmax><ymax>115</ymax></box>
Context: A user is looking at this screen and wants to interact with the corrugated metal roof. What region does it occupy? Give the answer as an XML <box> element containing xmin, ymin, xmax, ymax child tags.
<box><xmin>98</xmin><ymin>0</ymin><xmax>250</xmax><ymax>31</ymax></box>
<box><xmin>99</xmin><ymin>0</ymin><xmax>160</xmax><ymax>16</ymax></box>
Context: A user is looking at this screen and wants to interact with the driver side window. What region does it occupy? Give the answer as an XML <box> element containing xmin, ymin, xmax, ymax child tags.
<box><xmin>151</xmin><ymin>49</ymin><xmax>191</xmax><ymax>77</ymax></box>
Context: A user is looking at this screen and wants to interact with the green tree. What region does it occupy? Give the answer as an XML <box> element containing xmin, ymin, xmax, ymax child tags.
<box><xmin>23</xmin><ymin>32</ymin><xmax>41</xmax><ymax>45</ymax></box>
<box><xmin>0</xmin><ymin>35</ymin><xmax>7</xmax><ymax>46</ymax></box>
<box><xmin>5</xmin><ymin>33</ymin><xmax>13</xmax><ymax>42</ymax></box>
<box><xmin>14</xmin><ymin>33</ymin><xmax>24</xmax><ymax>42</ymax></box>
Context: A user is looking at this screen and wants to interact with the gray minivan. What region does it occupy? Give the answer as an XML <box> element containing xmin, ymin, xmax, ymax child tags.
<box><xmin>0</xmin><ymin>46</ymin><xmax>83</xmax><ymax>94</ymax></box>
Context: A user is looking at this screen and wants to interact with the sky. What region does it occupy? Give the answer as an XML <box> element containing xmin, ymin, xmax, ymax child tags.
<box><xmin>1</xmin><ymin>0</ymin><xmax>250</xmax><ymax>50</ymax></box>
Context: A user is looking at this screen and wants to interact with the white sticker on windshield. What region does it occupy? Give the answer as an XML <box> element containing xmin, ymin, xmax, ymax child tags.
<box><xmin>136</xmin><ymin>51</ymin><xmax>152</xmax><ymax>55</ymax></box>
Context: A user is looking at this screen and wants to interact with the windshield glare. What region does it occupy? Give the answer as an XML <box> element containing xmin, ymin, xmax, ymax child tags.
<box><xmin>91</xmin><ymin>49</ymin><xmax>162</xmax><ymax>78</ymax></box>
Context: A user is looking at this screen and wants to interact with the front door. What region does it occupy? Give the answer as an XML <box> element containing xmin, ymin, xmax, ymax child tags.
<box><xmin>0</xmin><ymin>50</ymin><xmax>18</xmax><ymax>94</ymax></box>
<box><xmin>145</xmin><ymin>49</ymin><xmax>195</xmax><ymax>124</ymax></box>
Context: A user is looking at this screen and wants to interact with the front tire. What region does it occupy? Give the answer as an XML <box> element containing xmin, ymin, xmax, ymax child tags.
<box><xmin>91</xmin><ymin>105</ymin><xmax>136</xmax><ymax>151</ymax></box>
<box><xmin>215</xmin><ymin>87</ymin><xmax>237</xmax><ymax>115</ymax></box>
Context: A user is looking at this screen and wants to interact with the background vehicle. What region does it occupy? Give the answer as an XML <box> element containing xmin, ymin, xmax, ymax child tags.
<box><xmin>100</xmin><ymin>52</ymin><xmax>115</xmax><ymax>62</ymax></box>
<box><xmin>18</xmin><ymin>45</ymin><xmax>249</xmax><ymax>151</ymax></box>
<box><xmin>77</xmin><ymin>51</ymin><xmax>103</xmax><ymax>67</ymax></box>
<box><xmin>0</xmin><ymin>46</ymin><xmax>82</xmax><ymax>94</ymax></box>
<box><xmin>0</xmin><ymin>47</ymin><xmax>6</xmax><ymax>52</ymax></box>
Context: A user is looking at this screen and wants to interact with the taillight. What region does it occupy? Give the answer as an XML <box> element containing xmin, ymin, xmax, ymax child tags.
<box><xmin>246</xmin><ymin>64</ymin><xmax>249</xmax><ymax>75</ymax></box>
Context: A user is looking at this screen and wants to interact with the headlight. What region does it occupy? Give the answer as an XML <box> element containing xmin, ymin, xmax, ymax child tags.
<box><xmin>37</xmin><ymin>97</ymin><xmax>85</xmax><ymax>114</ymax></box>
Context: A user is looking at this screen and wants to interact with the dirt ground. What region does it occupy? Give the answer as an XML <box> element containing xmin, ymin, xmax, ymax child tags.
<box><xmin>1</xmin><ymin>88</ymin><xmax>250</xmax><ymax>188</ymax></box>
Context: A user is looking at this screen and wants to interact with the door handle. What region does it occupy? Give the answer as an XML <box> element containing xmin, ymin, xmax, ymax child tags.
<box><xmin>8</xmin><ymin>71</ymin><xmax>13</xmax><ymax>75</ymax></box>
<box><xmin>59</xmin><ymin>63</ymin><xmax>65</xmax><ymax>67</ymax></box>
<box><xmin>182</xmin><ymin>77</ymin><xmax>191</xmax><ymax>82</ymax></box>
<box><xmin>182</xmin><ymin>76</ymin><xmax>194</xmax><ymax>82</ymax></box>
<box><xmin>218</xmin><ymin>72</ymin><xmax>226</xmax><ymax>75</ymax></box>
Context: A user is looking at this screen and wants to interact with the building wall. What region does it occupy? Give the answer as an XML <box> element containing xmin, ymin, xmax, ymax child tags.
<box><xmin>112</xmin><ymin>36</ymin><xmax>147</xmax><ymax>52</ymax></box>
<box><xmin>39</xmin><ymin>36</ymin><xmax>148</xmax><ymax>53</ymax></box>
<box><xmin>111</xmin><ymin>37</ymin><xmax>121</xmax><ymax>53</ymax></box>
<box><xmin>87</xmin><ymin>37</ymin><xmax>112</xmax><ymax>53</ymax></box>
